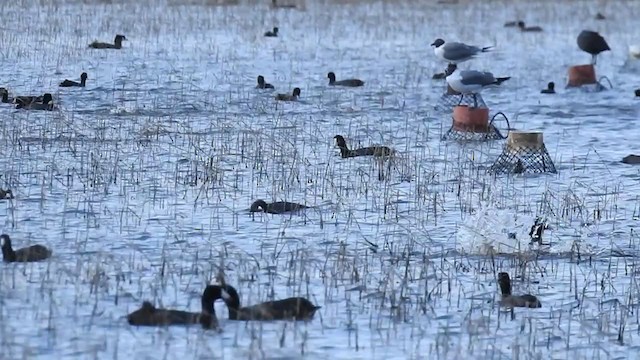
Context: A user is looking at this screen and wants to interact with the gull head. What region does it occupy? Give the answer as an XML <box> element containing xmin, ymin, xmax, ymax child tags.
<box><xmin>431</xmin><ymin>38</ymin><xmax>445</xmax><ymax>48</ymax></box>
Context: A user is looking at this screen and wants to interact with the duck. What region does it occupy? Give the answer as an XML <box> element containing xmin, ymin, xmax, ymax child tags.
<box><xmin>503</xmin><ymin>20</ymin><xmax>521</xmax><ymax>27</ymax></box>
<box><xmin>217</xmin><ymin>284</ymin><xmax>320</xmax><ymax>321</ymax></box>
<box><xmin>541</xmin><ymin>82</ymin><xmax>555</xmax><ymax>94</ymax></box>
<box><xmin>89</xmin><ymin>34</ymin><xmax>127</xmax><ymax>49</ymax></box>
<box><xmin>497</xmin><ymin>272</ymin><xmax>541</xmax><ymax>308</ymax></box>
<box><xmin>2</xmin><ymin>90</ymin><xmax>46</xmax><ymax>106</ymax></box>
<box><xmin>0</xmin><ymin>88</ymin><xmax>38</xmax><ymax>105</ymax></box>
<box><xmin>275</xmin><ymin>87</ymin><xmax>300</xmax><ymax>101</ymax></box>
<box><xmin>327</xmin><ymin>72</ymin><xmax>364</xmax><ymax>87</ymax></box>
<box><xmin>127</xmin><ymin>285</ymin><xmax>224</xmax><ymax>329</ymax></box>
<box><xmin>595</xmin><ymin>12</ymin><xmax>606</xmax><ymax>20</ymax></box>
<box><xmin>622</xmin><ymin>154</ymin><xmax>640</xmax><ymax>164</ymax></box>
<box><xmin>517</xmin><ymin>21</ymin><xmax>543</xmax><ymax>32</ymax></box>
<box><xmin>59</xmin><ymin>72</ymin><xmax>88</xmax><ymax>87</ymax></box>
<box><xmin>0</xmin><ymin>189</ymin><xmax>14</xmax><ymax>199</ymax></box>
<box><xmin>16</xmin><ymin>93</ymin><xmax>54</xmax><ymax>111</ymax></box>
<box><xmin>577</xmin><ymin>30</ymin><xmax>610</xmax><ymax>65</ymax></box>
<box><xmin>635</xmin><ymin>89</ymin><xmax>640</xmax><ymax>97</ymax></box>
<box><xmin>1</xmin><ymin>234</ymin><xmax>52</xmax><ymax>263</ymax></box>
<box><xmin>250</xmin><ymin>199</ymin><xmax>307</xmax><ymax>214</ymax></box>
<box><xmin>334</xmin><ymin>135</ymin><xmax>394</xmax><ymax>158</ymax></box>
<box><xmin>256</xmin><ymin>75</ymin><xmax>274</xmax><ymax>89</ymax></box>
<box><xmin>0</xmin><ymin>88</ymin><xmax>13</xmax><ymax>103</ymax></box>
<box><xmin>264</xmin><ymin>27</ymin><xmax>279</xmax><ymax>37</ymax></box>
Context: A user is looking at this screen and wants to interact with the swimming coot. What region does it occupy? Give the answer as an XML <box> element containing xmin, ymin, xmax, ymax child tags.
<box><xmin>334</xmin><ymin>135</ymin><xmax>394</xmax><ymax>158</ymax></box>
<box><xmin>249</xmin><ymin>199</ymin><xmax>307</xmax><ymax>214</ymax></box>
<box><xmin>497</xmin><ymin>272</ymin><xmax>541</xmax><ymax>308</ymax></box>
<box><xmin>327</xmin><ymin>72</ymin><xmax>364</xmax><ymax>87</ymax></box>
<box><xmin>15</xmin><ymin>93</ymin><xmax>54</xmax><ymax>111</ymax></box>
<box><xmin>59</xmin><ymin>72</ymin><xmax>88</xmax><ymax>87</ymax></box>
<box><xmin>517</xmin><ymin>21</ymin><xmax>543</xmax><ymax>32</ymax></box>
<box><xmin>541</xmin><ymin>82</ymin><xmax>555</xmax><ymax>94</ymax></box>
<box><xmin>219</xmin><ymin>284</ymin><xmax>320</xmax><ymax>321</ymax></box>
<box><xmin>89</xmin><ymin>34</ymin><xmax>127</xmax><ymax>49</ymax></box>
<box><xmin>127</xmin><ymin>285</ymin><xmax>224</xmax><ymax>329</ymax></box>
<box><xmin>622</xmin><ymin>155</ymin><xmax>640</xmax><ymax>164</ymax></box>
<box><xmin>256</xmin><ymin>75</ymin><xmax>274</xmax><ymax>89</ymax></box>
<box><xmin>275</xmin><ymin>87</ymin><xmax>300</xmax><ymax>101</ymax></box>
<box><xmin>264</xmin><ymin>27</ymin><xmax>279</xmax><ymax>37</ymax></box>
<box><xmin>1</xmin><ymin>234</ymin><xmax>52</xmax><ymax>262</ymax></box>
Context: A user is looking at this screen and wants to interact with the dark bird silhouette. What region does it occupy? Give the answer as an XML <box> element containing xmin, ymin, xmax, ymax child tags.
<box><xmin>0</xmin><ymin>88</ymin><xmax>45</xmax><ymax>105</ymax></box>
<box><xmin>15</xmin><ymin>93</ymin><xmax>54</xmax><ymax>111</ymax></box>
<box><xmin>217</xmin><ymin>284</ymin><xmax>320</xmax><ymax>321</ymax></box>
<box><xmin>89</xmin><ymin>34</ymin><xmax>127</xmax><ymax>49</ymax></box>
<box><xmin>264</xmin><ymin>27</ymin><xmax>279</xmax><ymax>37</ymax></box>
<box><xmin>622</xmin><ymin>155</ymin><xmax>640</xmax><ymax>164</ymax></box>
<box><xmin>334</xmin><ymin>135</ymin><xmax>394</xmax><ymax>158</ymax></box>
<box><xmin>327</xmin><ymin>72</ymin><xmax>364</xmax><ymax>87</ymax></box>
<box><xmin>59</xmin><ymin>72</ymin><xmax>88</xmax><ymax>87</ymax></box>
<box><xmin>256</xmin><ymin>75</ymin><xmax>274</xmax><ymax>89</ymax></box>
<box><xmin>127</xmin><ymin>285</ymin><xmax>224</xmax><ymax>329</ymax></box>
<box><xmin>1</xmin><ymin>234</ymin><xmax>52</xmax><ymax>262</ymax></box>
<box><xmin>577</xmin><ymin>30</ymin><xmax>610</xmax><ymax>65</ymax></box>
<box><xmin>249</xmin><ymin>199</ymin><xmax>307</xmax><ymax>214</ymax></box>
<box><xmin>497</xmin><ymin>272</ymin><xmax>541</xmax><ymax>308</ymax></box>
<box><xmin>541</xmin><ymin>82</ymin><xmax>555</xmax><ymax>94</ymax></box>
<box><xmin>517</xmin><ymin>21</ymin><xmax>543</xmax><ymax>32</ymax></box>
<box><xmin>275</xmin><ymin>87</ymin><xmax>300</xmax><ymax>101</ymax></box>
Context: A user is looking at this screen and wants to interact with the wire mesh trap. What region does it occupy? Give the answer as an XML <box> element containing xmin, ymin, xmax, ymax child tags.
<box><xmin>442</xmin><ymin>111</ymin><xmax>510</xmax><ymax>141</ymax></box>
<box><xmin>434</xmin><ymin>89</ymin><xmax>487</xmax><ymax>113</ymax></box>
<box><xmin>488</xmin><ymin>131</ymin><xmax>557</xmax><ymax>174</ymax></box>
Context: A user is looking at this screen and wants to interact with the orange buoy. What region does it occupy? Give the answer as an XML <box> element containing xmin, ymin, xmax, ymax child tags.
<box><xmin>447</xmin><ymin>84</ymin><xmax>461</xmax><ymax>95</ymax></box>
<box><xmin>567</xmin><ymin>64</ymin><xmax>596</xmax><ymax>87</ymax></box>
<box><xmin>452</xmin><ymin>105</ymin><xmax>489</xmax><ymax>132</ymax></box>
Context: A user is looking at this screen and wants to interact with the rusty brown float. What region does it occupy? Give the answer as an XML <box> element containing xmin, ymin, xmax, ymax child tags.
<box><xmin>452</xmin><ymin>105</ymin><xmax>490</xmax><ymax>133</ymax></box>
<box><xmin>567</xmin><ymin>64</ymin><xmax>597</xmax><ymax>87</ymax></box>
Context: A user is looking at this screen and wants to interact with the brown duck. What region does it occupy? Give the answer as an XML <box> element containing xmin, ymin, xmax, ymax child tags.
<box><xmin>219</xmin><ymin>284</ymin><xmax>320</xmax><ymax>321</ymax></box>
<box><xmin>497</xmin><ymin>272</ymin><xmax>541</xmax><ymax>308</ymax></box>
<box><xmin>1</xmin><ymin>234</ymin><xmax>52</xmax><ymax>262</ymax></box>
<box><xmin>127</xmin><ymin>285</ymin><xmax>225</xmax><ymax>329</ymax></box>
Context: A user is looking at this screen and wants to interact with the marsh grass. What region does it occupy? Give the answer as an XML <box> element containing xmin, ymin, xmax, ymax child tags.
<box><xmin>0</xmin><ymin>0</ymin><xmax>638</xmax><ymax>359</ymax></box>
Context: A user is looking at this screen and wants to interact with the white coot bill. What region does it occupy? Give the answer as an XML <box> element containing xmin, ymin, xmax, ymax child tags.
<box><xmin>446</xmin><ymin>68</ymin><xmax>511</xmax><ymax>107</ymax></box>
<box><xmin>431</xmin><ymin>38</ymin><xmax>493</xmax><ymax>64</ymax></box>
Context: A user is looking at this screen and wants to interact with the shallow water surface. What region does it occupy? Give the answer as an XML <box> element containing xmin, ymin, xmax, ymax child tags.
<box><xmin>0</xmin><ymin>0</ymin><xmax>640</xmax><ymax>359</ymax></box>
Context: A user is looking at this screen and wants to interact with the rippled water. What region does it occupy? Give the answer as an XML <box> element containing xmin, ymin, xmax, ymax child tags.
<box><xmin>1</xmin><ymin>0</ymin><xmax>640</xmax><ymax>359</ymax></box>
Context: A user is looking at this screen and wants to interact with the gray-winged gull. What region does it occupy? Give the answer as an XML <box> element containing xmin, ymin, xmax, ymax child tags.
<box><xmin>445</xmin><ymin>66</ymin><xmax>511</xmax><ymax>107</ymax></box>
<box><xmin>431</xmin><ymin>38</ymin><xmax>493</xmax><ymax>64</ymax></box>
